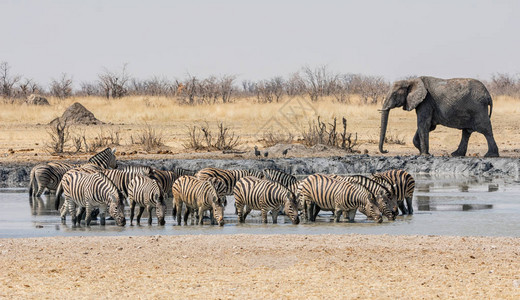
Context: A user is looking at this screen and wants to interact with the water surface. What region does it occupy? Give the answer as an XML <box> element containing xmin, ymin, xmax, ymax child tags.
<box><xmin>1</xmin><ymin>175</ymin><xmax>519</xmax><ymax>238</ymax></box>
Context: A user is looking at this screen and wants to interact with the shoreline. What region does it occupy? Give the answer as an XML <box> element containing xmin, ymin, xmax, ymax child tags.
<box><xmin>2</xmin><ymin>155</ymin><xmax>520</xmax><ymax>188</ymax></box>
<box><xmin>1</xmin><ymin>234</ymin><xmax>519</xmax><ymax>298</ymax></box>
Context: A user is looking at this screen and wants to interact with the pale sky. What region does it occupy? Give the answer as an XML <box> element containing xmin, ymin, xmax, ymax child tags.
<box><xmin>1</xmin><ymin>0</ymin><xmax>519</xmax><ymax>86</ymax></box>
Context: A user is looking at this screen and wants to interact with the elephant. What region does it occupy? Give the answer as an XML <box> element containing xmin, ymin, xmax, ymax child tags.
<box><xmin>379</xmin><ymin>76</ymin><xmax>499</xmax><ymax>157</ymax></box>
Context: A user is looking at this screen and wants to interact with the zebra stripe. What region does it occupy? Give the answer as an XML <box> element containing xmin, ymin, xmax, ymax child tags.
<box><xmin>103</xmin><ymin>168</ymin><xmax>154</xmax><ymax>199</ymax></box>
<box><xmin>128</xmin><ymin>175</ymin><xmax>166</xmax><ymax>226</ymax></box>
<box><xmin>55</xmin><ymin>164</ymin><xmax>107</xmax><ymax>210</ymax></box>
<box><xmin>173</xmin><ymin>167</ymin><xmax>196</xmax><ymax>177</ymax></box>
<box><xmin>29</xmin><ymin>148</ymin><xmax>117</xmax><ymax>197</ymax></box>
<box><xmin>172</xmin><ymin>175</ymin><xmax>225</xmax><ymax>226</ymax></box>
<box><xmin>195</xmin><ymin>167</ymin><xmax>264</xmax><ymax>196</ymax></box>
<box><xmin>59</xmin><ymin>171</ymin><xmax>126</xmax><ymax>226</ymax></box>
<box><xmin>88</xmin><ymin>147</ymin><xmax>117</xmax><ymax>169</ymax></box>
<box><xmin>152</xmin><ymin>169</ymin><xmax>177</xmax><ymax>198</ymax></box>
<box><xmin>327</xmin><ymin>174</ymin><xmax>398</xmax><ymax>220</ymax></box>
<box><xmin>233</xmin><ymin>176</ymin><xmax>299</xmax><ymax>224</ymax></box>
<box><xmin>298</xmin><ymin>174</ymin><xmax>383</xmax><ymax>223</ymax></box>
<box><xmin>372</xmin><ymin>169</ymin><xmax>415</xmax><ymax>215</ymax></box>
<box><xmin>262</xmin><ymin>169</ymin><xmax>300</xmax><ymax>195</ymax></box>
<box><xmin>121</xmin><ymin>165</ymin><xmax>153</xmax><ymax>175</ymax></box>
<box><xmin>29</xmin><ymin>162</ymin><xmax>75</xmax><ymax>197</ymax></box>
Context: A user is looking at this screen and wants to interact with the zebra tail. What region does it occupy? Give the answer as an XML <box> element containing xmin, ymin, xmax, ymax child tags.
<box><xmin>29</xmin><ymin>169</ymin><xmax>35</xmax><ymax>196</ymax></box>
<box><xmin>55</xmin><ymin>182</ymin><xmax>64</xmax><ymax>211</ymax></box>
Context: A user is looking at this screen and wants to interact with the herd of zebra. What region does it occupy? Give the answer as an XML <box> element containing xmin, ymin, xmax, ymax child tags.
<box><xmin>28</xmin><ymin>147</ymin><xmax>415</xmax><ymax>227</ymax></box>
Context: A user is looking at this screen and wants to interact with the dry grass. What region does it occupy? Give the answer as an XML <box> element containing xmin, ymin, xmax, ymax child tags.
<box><xmin>0</xmin><ymin>95</ymin><xmax>519</xmax><ymax>161</ymax></box>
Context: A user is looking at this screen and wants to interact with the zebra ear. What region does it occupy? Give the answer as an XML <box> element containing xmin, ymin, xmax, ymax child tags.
<box><xmin>112</xmin><ymin>147</ymin><xmax>117</xmax><ymax>154</ymax></box>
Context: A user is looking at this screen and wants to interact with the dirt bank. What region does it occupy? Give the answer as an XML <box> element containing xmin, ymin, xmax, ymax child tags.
<box><xmin>0</xmin><ymin>234</ymin><xmax>518</xmax><ymax>299</ymax></box>
<box><xmin>2</xmin><ymin>155</ymin><xmax>519</xmax><ymax>188</ymax></box>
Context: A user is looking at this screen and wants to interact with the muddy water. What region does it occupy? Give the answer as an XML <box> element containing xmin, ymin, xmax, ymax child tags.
<box><xmin>1</xmin><ymin>175</ymin><xmax>519</xmax><ymax>238</ymax></box>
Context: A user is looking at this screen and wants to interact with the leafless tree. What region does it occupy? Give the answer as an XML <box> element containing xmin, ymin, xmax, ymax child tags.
<box><xmin>350</xmin><ymin>74</ymin><xmax>389</xmax><ymax>104</ymax></box>
<box><xmin>17</xmin><ymin>78</ymin><xmax>43</xmax><ymax>98</ymax></box>
<box><xmin>301</xmin><ymin>65</ymin><xmax>339</xmax><ymax>101</ymax></box>
<box><xmin>50</xmin><ymin>73</ymin><xmax>73</xmax><ymax>99</ymax></box>
<box><xmin>487</xmin><ymin>73</ymin><xmax>520</xmax><ymax>97</ymax></box>
<box><xmin>218</xmin><ymin>74</ymin><xmax>236</xmax><ymax>103</ymax></box>
<box><xmin>255</xmin><ymin>77</ymin><xmax>285</xmax><ymax>103</ymax></box>
<box><xmin>78</xmin><ymin>81</ymin><xmax>100</xmax><ymax>96</ymax></box>
<box><xmin>98</xmin><ymin>64</ymin><xmax>130</xmax><ymax>99</ymax></box>
<box><xmin>0</xmin><ymin>62</ymin><xmax>21</xmax><ymax>101</ymax></box>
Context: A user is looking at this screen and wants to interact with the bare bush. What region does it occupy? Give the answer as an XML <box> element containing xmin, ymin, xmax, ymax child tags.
<box><xmin>98</xmin><ymin>64</ymin><xmax>130</xmax><ymax>99</ymax></box>
<box><xmin>50</xmin><ymin>73</ymin><xmax>73</xmax><ymax>99</ymax></box>
<box><xmin>350</xmin><ymin>74</ymin><xmax>389</xmax><ymax>104</ymax></box>
<box><xmin>130</xmin><ymin>125</ymin><xmax>164</xmax><ymax>151</ymax></box>
<box><xmin>487</xmin><ymin>73</ymin><xmax>520</xmax><ymax>97</ymax></box>
<box><xmin>255</xmin><ymin>77</ymin><xmax>285</xmax><ymax>103</ymax></box>
<box><xmin>18</xmin><ymin>78</ymin><xmax>43</xmax><ymax>99</ymax></box>
<box><xmin>301</xmin><ymin>65</ymin><xmax>339</xmax><ymax>101</ymax></box>
<box><xmin>301</xmin><ymin>116</ymin><xmax>358</xmax><ymax>152</ymax></box>
<box><xmin>0</xmin><ymin>62</ymin><xmax>21</xmax><ymax>102</ymax></box>
<box><xmin>46</xmin><ymin>119</ymin><xmax>70</xmax><ymax>154</ymax></box>
<box><xmin>261</xmin><ymin>131</ymin><xmax>294</xmax><ymax>147</ymax></box>
<box><xmin>183</xmin><ymin>122</ymin><xmax>240</xmax><ymax>150</ymax></box>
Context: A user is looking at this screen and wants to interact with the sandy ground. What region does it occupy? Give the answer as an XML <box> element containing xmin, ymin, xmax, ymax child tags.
<box><xmin>0</xmin><ymin>234</ymin><xmax>519</xmax><ymax>299</ymax></box>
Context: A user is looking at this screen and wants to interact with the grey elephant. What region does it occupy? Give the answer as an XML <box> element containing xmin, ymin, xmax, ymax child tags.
<box><xmin>379</xmin><ymin>76</ymin><xmax>499</xmax><ymax>157</ymax></box>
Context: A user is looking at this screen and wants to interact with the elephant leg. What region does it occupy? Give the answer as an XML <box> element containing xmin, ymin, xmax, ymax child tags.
<box><xmin>416</xmin><ymin>108</ymin><xmax>433</xmax><ymax>155</ymax></box>
<box><xmin>413</xmin><ymin>131</ymin><xmax>421</xmax><ymax>151</ymax></box>
<box><xmin>476</xmin><ymin>120</ymin><xmax>499</xmax><ymax>157</ymax></box>
<box><xmin>452</xmin><ymin>129</ymin><xmax>472</xmax><ymax>157</ymax></box>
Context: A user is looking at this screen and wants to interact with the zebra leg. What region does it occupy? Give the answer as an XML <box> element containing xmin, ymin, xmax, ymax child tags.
<box><xmin>197</xmin><ymin>207</ymin><xmax>204</xmax><ymax>225</ymax></box>
<box><xmin>261</xmin><ymin>209</ymin><xmax>268</xmax><ymax>224</ymax></box>
<box><xmin>99</xmin><ymin>206</ymin><xmax>106</xmax><ymax>226</ymax></box>
<box><xmin>236</xmin><ymin>203</ymin><xmax>245</xmax><ymax>223</ymax></box>
<box><xmin>60</xmin><ymin>198</ymin><xmax>70</xmax><ymax>224</ymax></box>
<box><xmin>210</xmin><ymin>210</ymin><xmax>216</xmax><ymax>225</ymax></box>
<box><xmin>243</xmin><ymin>206</ymin><xmax>252</xmax><ymax>222</ymax></box>
<box><xmin>347</xmin><ymin>209</ymin><xmax>357</xmax><ymax>222</ymax></box>
<box><xmin>311</xmin><ymin>204</ymin><xmax>321</xmax><ymax>222</ymax></box>
<box><xmin>175</xmin><ymin>202</ymin><xmax>183</xmax><ymax>226</ymax></box>
<box><xmin>130</xmin><ymin>201</ymin><xmax>136</xmax><ymax>226</ymax></box>
<box><xmin>398</xmin><ymin>200</ymin><xmax>408</xmax><ymax>215</ymax></box>
<box><xmin>85</xmin><ymin>204</ymin><xmax>93</xmax><ymax>226</ymax></box>
<box><xmin>183</xmin><ymin>207</ymin><xmax>190</xmax><ymax>225</ymax></box>
<box><xmin>69</xmin><ymin>200</ymin><xmax>78</xmax><ymax>227</ymax></box>
<box><xmin>136</xmin><ymin>206</ymin><xmax>145</xmax><ymax>226</ymax></box>
<box><xmin>271</xmin><ymin>209</ymin><xmax>279</xmax><ymax>224</ymax></box>
<box><xmin>405</xmin><ymin>196</ymin><xmax>414</xmax><ymax>215</ymax></box>
<box><xmin>334</xmin><ymin>207</ymin><xmax>342</xmax><ymax>223</ymax></box>
<box><xmin>147</xmin><ymin>206</ymin><xmax>153</xmax><ymax>226</ymax></box>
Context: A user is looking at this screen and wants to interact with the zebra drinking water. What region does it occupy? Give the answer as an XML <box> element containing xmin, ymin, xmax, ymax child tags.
<box><xmin>128</xmin><ymin>175</ymin><xmax>166</xmax><ymax>226</ymax></box>
<box><xmin>172</xmin><ymin>176</ymin><xmax>226</xmax><ymax>226</ymax></box>
<box><xmin>233</xmin><ymin>176</ymin><xmax>299</xmax><ymax>224</ymax></box>
<box><xmin>59</xmin><ymin>171</ymin><xmax>126</xmax><ymax>227</ymax></box>
<box><xmin>372</xmin><ymin>169</ymin><xmax>415</xmax><ymax>215</ymax></box>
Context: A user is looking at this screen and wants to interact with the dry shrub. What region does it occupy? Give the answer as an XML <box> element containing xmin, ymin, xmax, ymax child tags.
<box><xmin>261</xmin><ymin>131</ymin><xmax>294</xmax><ymax>147</ymax></box>
<box><xmin>130</xmin><ymin>125</ymin><xmax>164</xmax><ymax>151</ymax></box>
<box><xmin>301</xmin><ymin>116</ymin><xmax>358</xmax><ymax>152</ymax></box>
<box><xmin>46</xmin><ymin>119</ymin><xmax>70</xmax><ymax>154</ymax></box>
<box><xmin>184</xmin><ymin>122</ymin><xmax>240</xmax><ymax>150</ymax></box>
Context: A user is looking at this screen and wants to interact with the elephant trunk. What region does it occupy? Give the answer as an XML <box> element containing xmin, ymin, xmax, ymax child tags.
<box><xmin>379</xmin><ymin>110</ymin><xmax>390</xmax><ymax>154</ymax></box>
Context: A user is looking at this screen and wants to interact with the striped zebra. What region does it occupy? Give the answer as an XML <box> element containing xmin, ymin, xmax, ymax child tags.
<box><xmin>196</xmin><ymin>167</ymin><xmax>264</xmax><ymax>196</ymax></box>
<box><xmin>372</xmin><ymin>169</ymin><xmax>415</xmax><ymax>215</ymax></box>
<box><xmin>59</xmin><ymin>171</ymin><xmax>126</xmax><ymax>226</ymax></box>
<box><xmin>152</xmin><ymin>169</ymin><xmax>177</xmax><ymax>198</ymax></box>
<box><xmin>172</xmin><ymin>176</ymin><xmax>226</xmax><ymax>226</ymax></box>
<box><xmin>173</xmin><ymin>167</ymin><xmax>196</xmax><ymax>177</ymax></box>
<box><xmin>233</xmin><ymin>176</ymin><xmax>299</xmax><ymax>224</ymax></box>
<box><xmin>103</xmin><ymin>167</ymin><xmax>154</xmax><ymax>200</ymax></box>
<box><xmin>298</xmin><ymin>174</ymin><xmax>383</xmax><ymax>223</ymax></box>
<box><xmin>121</xmin><ymin>165</ymin><xmax>154</xmax><ymax>174</ymax></box>
<box><xmin>327</xmin><ymin>174</ymin><xmax>398</xmax><ymax>221</ymax></box>
<box><xmin>29</xmin><ymin>147</ymin><xmax>117</xmax><ymax>197</ymax></box>
<box><xmin>128</xmin><ymin>175</ymin><xmax>166</xmax><ymax>226</ymax></box>
<box><xmin>262</xmin><ymin>169</ymin><xmax>300</xmax><ymax>195</ymax></box>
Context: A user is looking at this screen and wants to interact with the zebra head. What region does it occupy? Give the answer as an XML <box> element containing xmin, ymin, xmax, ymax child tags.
<box><xmin>208</xmin><ymin>177</ymin><xmax>228</xmax><ymax>207</ymax></box>
<box><xmin>283</xmin><ymin>191</ymin><xmax>300</xmax><ymax>225</ymax></box>
<box><xmin>211</xmin><ymin>195</ymin><xmax>225</xmax><ymax>226</ymax></box>
<box><xmin>109</xmin><ymin>193</ymin><xmax>126</xmax><ymax>226</ymax></box>
<box><xmin>364</xmin><ymin>194</ymin><xmax>383</xmax><ymax>223</ymax></box>
<box><xmin>154</xmin><ymin>192</ymin><xmax>166</xmax><ymax>226</ymax></box>
<box><xmin>375</xmin><ymin>190</ymin><xmax>397</xmax><ymax>221</ymax></box>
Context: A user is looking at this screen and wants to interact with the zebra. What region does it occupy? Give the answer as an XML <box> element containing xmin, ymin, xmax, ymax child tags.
<box><xmin>172</xmin><ymin>175</ymin><xmax>225</xmax><ymax>226</ymax></box>
<box><xmin>152</xmin><ymin>169</ymin><xmax>177</xmax><ymax>198</ymax></box>
<box><xmin>233</xmin><ymin>176</ymin><xmax>299</xmax><ymax>224</ymax></box>
<box><xmin>29</xmin><ymin>147</ymin><xmax>117</xmax><ymax>197</ymax></box>
<box><xmin>103</xmin><ymin>168</ymin><xmax>154</xmax><ymax>201</ymax></box>
<box><xmin>262</xmin><ymin>168</ymin><xmax>300</xmax><ymax>195</ymax></box>
<box><xmin>195</xmin><ymin>167</ymin><xmax>264</xmax><ymax>210</ymax></box>
<box><xmin>59</xmin><ymin>171</ymin><xmax>126</xmax><ymax>226</ymax></box>
<box><xmin>173</xmin><ymin>167</ymin><xmax>196</xmax><ymax>177</ymax></box>
<box><xmin>372</xmin><ymin>169</ymin><xmax>415</xmax><ymax>215</ymax></box>
<box><xmin>327</xmin><ymin>174</ymin><xmax>398</xmax><ymax>221</ymax></box>
<box><xmin>120</xmin><ymin>165</ymin><xmax>154</xmax><ymax>175</ymax></box>
<box><xmin>29</xmin><ymin>162</ymin><xmax>75</xmax><ymax>197</ymax></box>
<box><xmin>128</xmin><ymin>175</ymin><xmax>166</xmax><ymax>226</ymax></box>
<box><xmin>298</xmin><ymin>174</ymin><xmax>383</xmax><ymax>223</ymax></box>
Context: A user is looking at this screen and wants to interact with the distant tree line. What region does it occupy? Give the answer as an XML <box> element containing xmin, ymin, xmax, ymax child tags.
<box><xmin>1</xmin><ymin>61</ymin><xmax>519</xmax><ymax>105</ymax></box>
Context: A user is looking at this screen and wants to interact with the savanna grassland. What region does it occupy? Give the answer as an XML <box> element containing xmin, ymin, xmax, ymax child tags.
<box><xmin>1</xmin><ymin>94</ymin><xmax>519</xmax><ymax>163</ymax></box>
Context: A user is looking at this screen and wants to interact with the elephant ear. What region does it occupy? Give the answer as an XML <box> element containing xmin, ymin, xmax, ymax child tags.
<box><xmin>405</xmin><ymin>78</ymin><xmax>427</xmax><ymax>111</ymax></box>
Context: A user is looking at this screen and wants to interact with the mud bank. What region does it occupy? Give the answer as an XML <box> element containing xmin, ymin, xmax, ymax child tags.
<box><xmin>2</xmin><ymin>155</ymin><xmax>519</xmax><ymax>188</ymax></box>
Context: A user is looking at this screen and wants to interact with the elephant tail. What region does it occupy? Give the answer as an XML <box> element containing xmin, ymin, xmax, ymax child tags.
<box><xmin>488</xmin><ymin>97</ymin><xmax>493</xmax><ymax>118</ymax></box>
